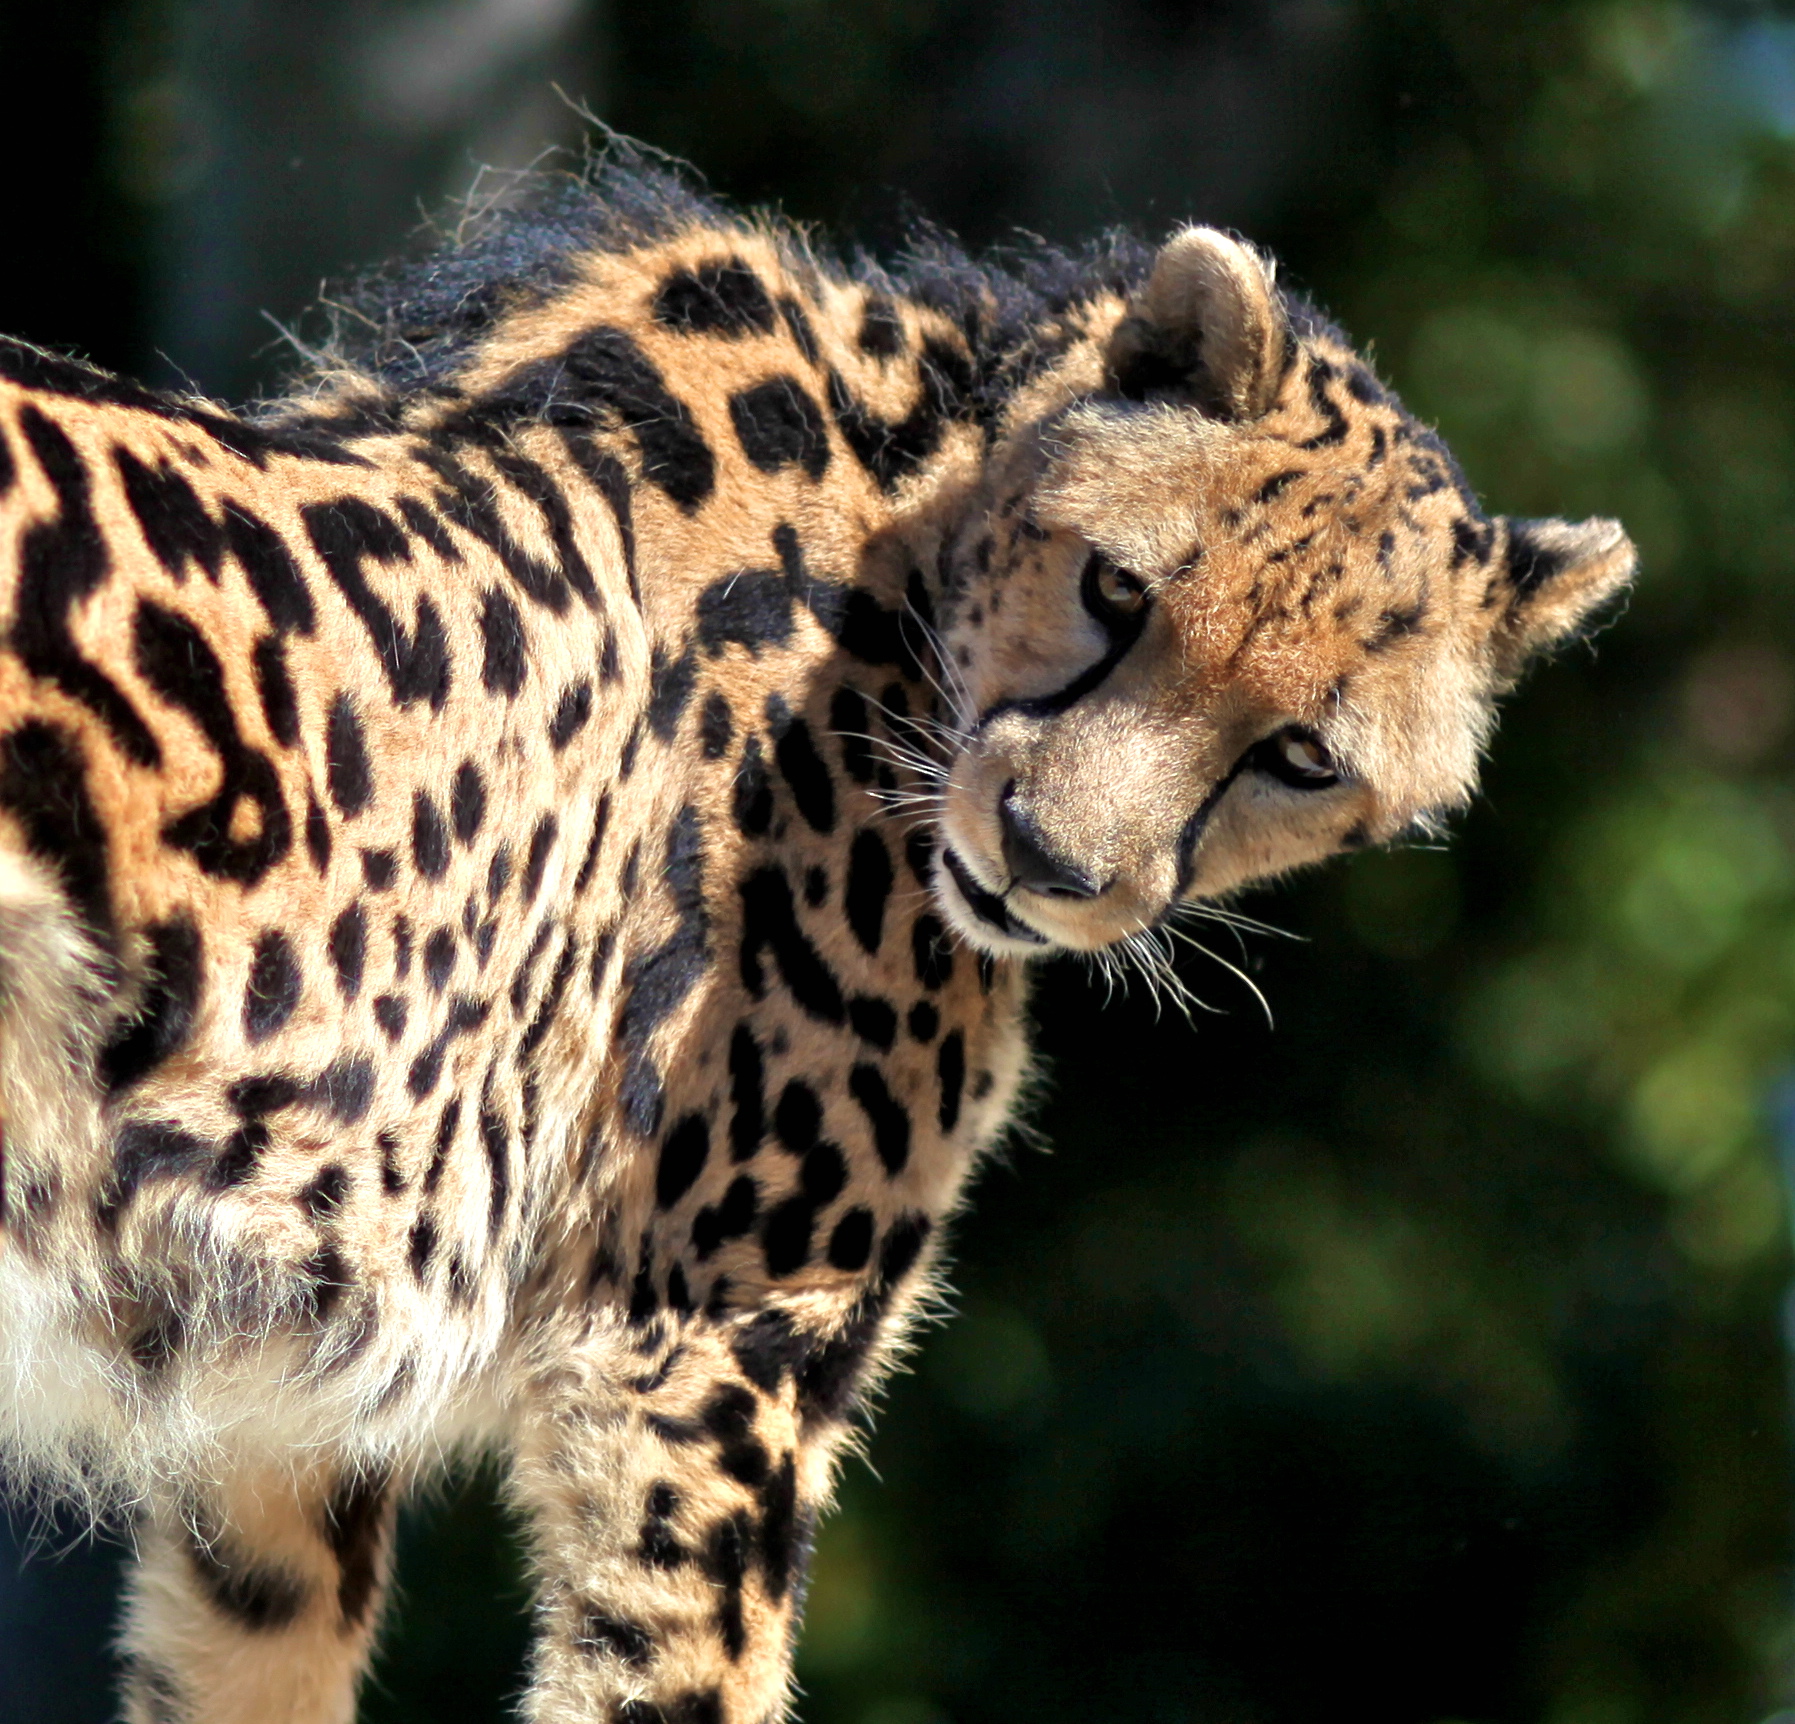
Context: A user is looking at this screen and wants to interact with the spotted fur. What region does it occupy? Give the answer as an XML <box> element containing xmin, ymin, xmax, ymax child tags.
<box><xmin>0</xmin><ymin>156</ymin><xmax>1633</xmax><ymax>1724</ymax></box>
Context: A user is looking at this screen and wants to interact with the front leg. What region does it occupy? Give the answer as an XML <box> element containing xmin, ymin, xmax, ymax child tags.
<box><xmin>119</xmin><ymin>1458</ymin><xmax>396</xmax><ymax>1724</ymax></box>
<box><xmin>511</xmin><ymin>1296</ymin><xmax>898</xmax><ymax>1724</ymax></box>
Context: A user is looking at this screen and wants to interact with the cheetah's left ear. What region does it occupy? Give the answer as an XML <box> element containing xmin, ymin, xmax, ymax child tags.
<box><xmin>1106</xmin><ymin>226</ymin><xmax>1290</xmax><ymax>420</ymax></box>
<box><xmin>1488</xmin><ymin>515</ymin><xmax>1637</xmax><ymax>686</ymax></box>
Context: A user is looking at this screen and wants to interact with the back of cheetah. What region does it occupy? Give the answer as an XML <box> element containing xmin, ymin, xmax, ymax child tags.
<box><xmin>0</xmin><ymin>157</ymin><xmax>1633</xmax><ymax>1724</ymax></box>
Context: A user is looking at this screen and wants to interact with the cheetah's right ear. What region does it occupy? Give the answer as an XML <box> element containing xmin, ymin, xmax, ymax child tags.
<box><xmin>1106</xmin><ymin>226</ymin><xmax>1290</xmax><ymax>421</ymax></box>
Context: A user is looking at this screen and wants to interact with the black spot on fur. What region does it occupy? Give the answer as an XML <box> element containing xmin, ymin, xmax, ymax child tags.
<box><xmin>98</xmin><ymin>1120</ymin><xmax>213</xmax><ymax>1230</ymax></box>
<box><xmin>653</xmin><ymin>258</ymin><xmax>776</xmax><ymax>337</ymax></box>
<box><xmin>477</xmin><ymin>325</ymin><xmax>715</xmax><ymax>510</ymax></box>
<box><xmin>700</xmin><ymin>691</ymin><xmax>734</xmax><ymax>758</ymax></box>
<box><xmin>252</xmin><ymin>635</ymin><xmax>300</xmax><ymax>748</ymax></box>
<box><xmin>691</xmin><ymin>1173</ymin><xmax>759</xmax><ymax>1258</ymax></box>
<box><xmin>411</xmin><ymin>791</ymin><xmax>450</xmax><ymax>881</ymax></box>
<box><xmin>0</xmin><ymin>721</ymin><xmax>115</xmax><ymax>947</ymax></box>
<box><xmin>303</xmin><ymin>498</ymin><xmax>450</xmax><ymax>708</ymax></box>
<box><xmin>423</xmin><ymin>927</ymin><xmax>457</xmax><ymax>993</ymax></box>
<box><xmin>847</xmin><ymin>995</ymin><xmax>897</xmax><ymax>1050</ymax></box>
<box><xmin>656</xmin><ymin>1113</ymin><xmax>710</xmax><ymax>1209</ymax></box>
<box><xmin>224</xmin><ymin>502</ymin><xmax>316</xmax><ymax>635</ymax></box>
<box><xmin>831</xmin><ymin>685</ymin><xmax>875</xmax><ymax>783</ymax></box>
<box><xmin>115</xmin><ymin>447</ymin><xmax>223</xmax><ymax>582</ymax></box>
<box><xmin>184</xmin><ymin>1526</ymin><xmax>308</xmax><ymax>1632</ymax></box>
<box><xmin>775</xmin><ymin>1080</ymin><xmax>821</xmax><ymax>1152</ymax></box>
<box><xmin>729</xmin><ymin>376</ymin><xmax>831</xmax><ymax>479</ymax></box>
<box><xmin>732</xmin><ymin>735</ymin><xmax>774</xmax><ymax>837</ymax></box>
<box><xmin>637</xmin><ymin>1482</ymin><xmax>686</xmax><ymax>1570</ymax></box>
<box><xmin>760</xmin><ymin>1194</ymin><xmax>814</xmax><ymax>1278</ymax></box>
<box><xmin>451</xmin><ymin>761</ymin><xmax>486</xmax><ymax>845</ymax></box>
<box><xmin>550</xmin><ymin>681</ymin><xmax>594</xmax><ymax>750</ymax></box>
<box><xmin>912</xmin><ymin>914</ymin><xmax>953</xmax><ymax>990</ymax></box>
<box><xmin>14</xmin><ymin>410</ymin><xmax>162</xmax><ymax>768</ymax></box>
<box><xmin>695</xmin><ymin>566</ymin><xmax>796</xmax><ymax>658</ymax></box>
<box><xmin>323</xmin><ymin>1469</ymin><xmax>393</xmax><ymax>1628</ymax></box>
<box><xmin>828</xmin><ymin>1208</ymin><xmax>875</xmax><ymax>1271</ymax></box>
<box><xmin>618</xmin><ymin>808</ymin><xmax>710</xmax><ymax>1135</ymax></box>
<box><xmin>306</xmin><ymin>795</ymin><xmax>332</xmax><ymax>873</ymax></box>
<box><xmin>374</xmin><ymin>995</ymin><xmax>408</xmax><ymax>1040</ymax></box>
<box><xmin>857</xmin><ymin>293</ymin><xmax>905</xmax><ymax>357</ymax></box>
<box><xmin>522</xmin><ymin>815</ymin><xmax>558</xmax><ymax>905</ymax></box>
<box><xmin>937</xmin><ymin>1030</ymin><xmax>965</xmax><ymax>1132</ymax></box>
<box><xmin>576</xmin><ymin>1609</ymin><xmax>655</xmax><ymax>1670</ymax></box>
<box><xmin>648</xmin><ymin>646</ymin><xmax>698</xmax><ymax>741</ymax></box>
<box><xmin>328</xmin><ymin>904</ymin><xmax>367</xmax><ymax>1000</ymax></box>
<box><xmin>845</xmin><ymin>830</ymin><xmax>892</xmax><ymax>954</ymax></box>
<box><xmin>396</xmin><ymin>494</ymin><xmax>463</xmax><ymax>562</ymax></box>
<box><xmin>299</xmin><ymin>1163</ymin><xmax>349</xmax><ymax>1219</ymax></box>
<box><xmin>327</xmin><ymin>695</ymin><xmax>374</xmax><ymax>818</ymax></box>
<box><xmin>479</xmin><ymin>1077</ymin><xmax>510</xmax><ymax>1238</ymax></box>
<box><xmin>826</xmin><ymin>336</ymin><xmax>970</xmax><ymax>491</ymax></box>
<box><xmin>739</xmin><ymin>867</ymin><xmax>845</xmax><ymax>1023</ymax></box>
<box><xmin>361</xmin><ymin>848</ymin><xmax>398</xmax><ymax>891</ymax></box>
<box><xmin>309</xmin><ymin>1054</ymin><xmax>375</xmax><ymax>1123</ymax></box>
<box><xmin>100</xmin><ymin>917</ymin><xmax>204</xmax><ymax>1093</ymax></box>
<box><xmin>573</xmin><ymin>794</ymin><xmax>611</xmax><ymax>895</ymax></box>
<box><xmin>728</xmin><ymin>1025</ymin><xmax>765</xmax><ymax>1161</ymax></box>
<box><xmin>772</xmin><ymin>712</ymin><xmax>835</xmax><ymax>833</ymax></box>
<box><xmin>133</xmin><ymin>600</ymin><xmax>293</xmax><ymax>884</ymax></box>
<box><xmin>907</xmin><ymin>1000</ymin><xmax>938</xmax><ymax>1043</ymax></box>
<box><xmin>479</xmin><ymin>587</ymin><xmax>527</xmax><ymax>697</ymax></box>
<box><xmin>849</xmin><ymin>1063</ymin><xmax>911</xmax><ymax>1175</ymax></box>
<box><xmin>243</xmin><ymin>930</ymin><xmax>301</xmax><ymax>1043</ymax></box>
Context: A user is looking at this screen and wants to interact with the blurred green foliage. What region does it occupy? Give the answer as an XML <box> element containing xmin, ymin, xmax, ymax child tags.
<box><xmin>7</xmin><ymin>2</ymin><xmax>1795</xmax><ymax>1721</ymax></box>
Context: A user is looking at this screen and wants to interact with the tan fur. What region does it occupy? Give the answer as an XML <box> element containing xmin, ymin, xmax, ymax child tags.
<box><xmin>0</xmin><ymin>192</ymin><xmax>1631</xmax><ymax>1724</ymax></box>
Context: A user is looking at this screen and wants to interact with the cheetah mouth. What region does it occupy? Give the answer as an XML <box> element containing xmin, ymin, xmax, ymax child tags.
<box><xmin>938</xmin><ymin>846</ymin><xmax>1051</xmax><ymax>950</ymax></box>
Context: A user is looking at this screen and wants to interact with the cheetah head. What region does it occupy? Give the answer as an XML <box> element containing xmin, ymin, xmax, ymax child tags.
<box><xmin>930</xmin><ymin>226</ymin><xmax>1636</xmax><ymax>958</ymax></box>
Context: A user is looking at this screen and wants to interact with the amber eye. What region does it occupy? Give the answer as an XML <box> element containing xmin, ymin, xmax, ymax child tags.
<box><xmin>1252</xmin><ymin>727</ymin><xmax>1341</xmax><ymax>789</ymax></box>
<box><xmin>1083</xmin><ymin>554</ymin><xmax>1149</xmax><ymax>622</ymax></box>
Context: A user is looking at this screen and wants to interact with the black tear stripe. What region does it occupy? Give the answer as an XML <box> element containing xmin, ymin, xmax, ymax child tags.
<box><xmin>653</xmin><ymin>258</ymin><xmax>777</xmax><ymax>337</ymax></box>
<box><xmin>472</xmin><ymin>325</ymin><xmax>715</xmax><ymax>511</ymax></box>
<box><xmin>132</xmin><ymin>600</ymin><xmax>293</xmax><ymax>884</ymax></box>
<box><xmin>739</xmin><ymin>867</ymin><xmax>845</xmax><ymax>1024</ymax></box>
<box><xmin>302</xmin><ymin>497</ymin><xmax>451</xmax><ymax>709</ymax></box>
<box><xmin>827</xmin><ymin>336</ymin><xmax>973</xmax><ymax>492</ymax></box>
<box><xmin>616</xmin><ymin>807</ymin><xmax>710</xmax><ymax>1134</ymax></box>
<box><xmin>729</xmin><ymin>376</ymin><xmax>831</xmax><ymax>480</ymax></box>
<box><xmin>114</xmin><ymin>447</ymin><xmax>224</xmax><ymax>582</ymax></box>
<box><xmin>0</xmin><ymin>720</ymin><xmax>116</xmax><ymax>950</ymax></box>
<box><xmin>14</xmin><ymin>408</ymin><xmax>162</xmax><ymax>767</ymax></box>
<box><xmin>99</xmin><ymin>917</ymin><xmax>204</xmax><ymax>1092</ymax></box>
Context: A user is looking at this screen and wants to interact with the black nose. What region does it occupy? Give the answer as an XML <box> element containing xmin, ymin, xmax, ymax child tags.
<box><xmin>999</xmin><ymin>787</ymin><xmax>1102</xmax><ymax>899</ymax></box>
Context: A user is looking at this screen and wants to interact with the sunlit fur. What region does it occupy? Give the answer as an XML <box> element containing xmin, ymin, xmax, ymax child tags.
<box><xmin>0</xmin><ymin>151</ymin><xmax>1632</xmax><ymax>1724</ymax></box>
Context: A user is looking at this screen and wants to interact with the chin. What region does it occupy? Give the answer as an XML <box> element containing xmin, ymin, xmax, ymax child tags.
<box><xmin>929</xmin><ymin>839</ymin><xmax>1060</xmax><ymax>959</ymax></box>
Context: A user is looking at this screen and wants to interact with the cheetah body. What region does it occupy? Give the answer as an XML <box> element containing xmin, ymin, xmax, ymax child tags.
<box><xmin>0</xmin><ymin>162</ymin><xmax>1632</xmax><ymax>1724</ymax></box>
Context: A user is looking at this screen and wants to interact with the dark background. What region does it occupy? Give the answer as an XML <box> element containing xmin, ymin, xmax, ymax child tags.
<box><xmin>3</xmin><ymin>2</ymin><xmax>1794</xmax><ymax>1721</ymax></box>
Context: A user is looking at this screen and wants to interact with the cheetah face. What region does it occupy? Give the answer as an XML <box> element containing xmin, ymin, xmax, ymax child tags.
<box><xmin>927</xmin><ymin>228</ymin><xmax>1636</xmax><ymax>959</ymax></box>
